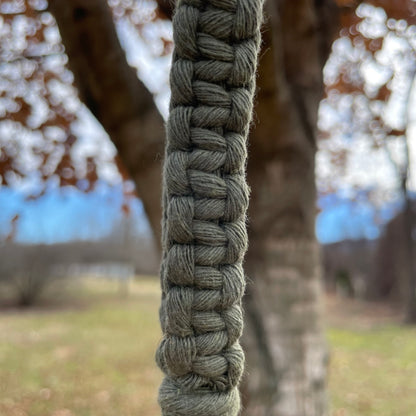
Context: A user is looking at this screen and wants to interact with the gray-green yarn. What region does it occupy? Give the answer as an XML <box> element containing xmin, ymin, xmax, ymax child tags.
<box><xmin>156</xmin><ymin>0</ymin><xmax>263</xmax><ymax>415</ymax></box>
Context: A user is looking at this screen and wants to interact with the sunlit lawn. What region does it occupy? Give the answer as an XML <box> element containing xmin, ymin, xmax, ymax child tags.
<box><xmin>0</xmin><ymin>277</ymin><xmax>415</xmax><ymax>416</ymax></box>
<box><xmin>0</xmin><ymin>277</ymin><xmax>162</xmax><ymax>416</ymax></box>
<box><xmin>327</xmin><ymin>295</ymin><xmax>416</xmax><ymax>416</ymax></box>
<box><xmin>329</xmin><ymin>326</ymin><xmax>416</xmax><ymax>416</ymax></box>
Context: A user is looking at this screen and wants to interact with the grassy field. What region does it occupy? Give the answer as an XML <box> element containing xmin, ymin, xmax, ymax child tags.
<box><xmin>326</xmin><ymin>296</ymin><xmax>416</xmax><ymax>416</ymax></box>
<box><xmin>0</xmin><ymin>277</ymin><xmax>415</xmax><ymax>416</ymax></box>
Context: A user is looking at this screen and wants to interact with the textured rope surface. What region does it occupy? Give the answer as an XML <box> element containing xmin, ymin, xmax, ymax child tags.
<box><xmin>156</xmin><ymin>1</ymin><xmax>263</xmax><ymax>414</ymax></box>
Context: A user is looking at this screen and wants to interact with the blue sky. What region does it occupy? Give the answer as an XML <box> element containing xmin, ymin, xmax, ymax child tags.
<box><xmin>0</xmin><ymin>185</ymin><xmax>400</xmax><ymax>245</ymax></box>
<box><xmin>0</xmin><ymin>184</ymin><xmax>151</xmax><ymax>244</ymax></box>
<box><xmin>316</xmin><ymin>193</ymin><xmax>399</xmax><ymax>243</ymax></box>
<box><xmin>0</xmin><ymin>4</ymin><xmax>410</xmax><ymax>247</ymax></box>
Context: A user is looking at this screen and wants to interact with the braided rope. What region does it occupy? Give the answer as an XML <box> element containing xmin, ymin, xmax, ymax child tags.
<box><xmin>156</xmin><ymin>1</ymin><xmax>263</xmax><ymax>414</ymax></box>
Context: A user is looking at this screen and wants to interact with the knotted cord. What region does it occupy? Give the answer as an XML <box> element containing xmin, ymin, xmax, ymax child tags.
<box><xmin>156</xmin><ymin>1</ymin><xmax>264</xmax><ymax>414</ymax></box>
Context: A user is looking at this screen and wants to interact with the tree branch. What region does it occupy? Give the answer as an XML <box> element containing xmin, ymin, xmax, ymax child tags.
<box><xmin>49</xmin><ymin>0</ymin><xmax>164</xmax><ymax>247</ymax></box>
<box><xmin>155</xmin><ymin>0</ymin><xmax>174</xmax><ymax>19</ymax></box>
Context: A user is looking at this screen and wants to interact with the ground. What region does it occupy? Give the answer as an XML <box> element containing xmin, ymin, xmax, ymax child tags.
<box><xmin>325</xmin><ymin>294</ymin><xmax>416</xmax><ymax>416</ymax></box>
<box><xmin>0</xmin><ymin>277</ymin><xmax>415</xmax><ymax>416</ymax></box>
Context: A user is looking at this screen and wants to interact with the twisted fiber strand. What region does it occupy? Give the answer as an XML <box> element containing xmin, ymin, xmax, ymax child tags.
<box><xmin>156</xmin><ymin>0</ymin><xmax>263</xmax><ymax>414</ymax></box>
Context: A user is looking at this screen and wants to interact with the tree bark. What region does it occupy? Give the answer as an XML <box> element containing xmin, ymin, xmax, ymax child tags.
<box><xmin>401</xmin><ymin>177</ymin><xmax>416</xmax><ymax>323</ymax></box>
<box><xmin>400</xmin><ymin>75</ymin><xmax>416</xmax><ymax>323</ymax></box>
<box><xmin>241</xmin><ymin>1</ymin><xmax>341</xmax><ymax>414</ymax></box>
<box><xmin>49</xmin><ymin>0</ymin><xmax>164</xmax><ymax>247</ymax></box>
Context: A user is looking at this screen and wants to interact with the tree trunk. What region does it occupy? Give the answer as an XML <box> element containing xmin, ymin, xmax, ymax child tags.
<box><xmin>50</xmin><ymin>0</ymin><xmax>347</xmax><ymax>413</ymax></box>
<box><xmin>241</xmin><ymin>1</ymin><xmax>340</xmax><ymax>414</ymax></box>
<box><xmin>49</xmin><ymin>0</ymin><xmax>164</xmax><ymax>246</ymax></box>
<box><xmin>400</xmin><ymin>73</ymin><xmax>416</xmax><ymax>323</ymax></box>
<box><xmin>402</xmin><ymin>178</ymin><xmax>416</xmax><ymax>323</ymax></box>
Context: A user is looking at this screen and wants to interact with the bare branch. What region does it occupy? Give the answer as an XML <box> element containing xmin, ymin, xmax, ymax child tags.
<box><xmin>49</xmin><ymin>0</ymin><xmax>164</xmax><ymax>246</ymax></box>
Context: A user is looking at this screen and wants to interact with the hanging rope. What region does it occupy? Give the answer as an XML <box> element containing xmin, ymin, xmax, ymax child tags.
<box><xmin>156</xmin><ymin>0</ymin><xmax>263</xmax><ymax>414</ymax></box>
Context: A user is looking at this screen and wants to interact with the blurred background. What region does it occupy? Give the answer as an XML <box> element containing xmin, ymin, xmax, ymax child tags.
<box><xmin>0</xmin><ymin>0</ymin><xmax>416</xmax><ymax>415</ymax></box>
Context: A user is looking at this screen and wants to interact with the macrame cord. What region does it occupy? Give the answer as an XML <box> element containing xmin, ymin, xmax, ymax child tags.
<box><xmin>156</xmin><ymin>0</ymin><xmax>264</xmax><ymax>414</ymax></box>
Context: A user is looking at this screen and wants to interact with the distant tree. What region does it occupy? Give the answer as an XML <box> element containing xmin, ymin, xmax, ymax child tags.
<box><xmin>323</xmin><ymin>239</ymin><xmax>376</xmax><ymax>297</ymax></box>
<box><xmin>320</xmin><ymin>1</ymin><xmax>416</xmax><ymax>322</ymax></box>
<box><xmin>0</xmin><ymin>243</ymin><xmax>57</xmax><ymax>306</ymax></box>
<box><xmin>370</xmin><ymin>203</ymin><xmax>416</xmax><ymax>304</ymax></box>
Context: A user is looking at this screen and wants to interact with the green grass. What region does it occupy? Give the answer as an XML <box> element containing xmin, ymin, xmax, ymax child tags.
<box><xmin>0</xmin><ymin>277</ymin><xmax>415</xmax><ymax>415</ymax></box>
<box><xmin>0</xmin><ymin>277</ymin><xmax>162</xmax><ymax>416</ymax></box>
<box><xmin>329</xmin><ymin>326</ymin><xmax>416</xmax><ymax>416</ymax></box>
